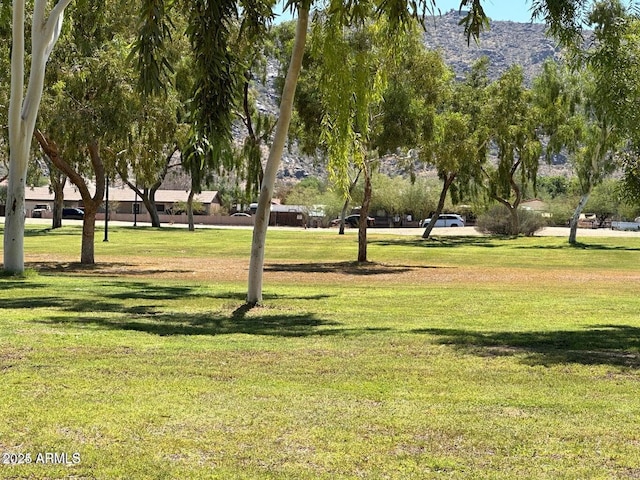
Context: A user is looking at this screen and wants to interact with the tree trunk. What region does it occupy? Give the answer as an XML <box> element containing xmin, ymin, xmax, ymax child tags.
<box><xmin>4</xmin><ymin>149</ymin><xmax>28</xmax><ymax>273</ymax></box>
<box><xmin>423</xmin><ymin>173</ymin><xmax>455</xmax><ymax>239</ymax></box>
<box><xmin>358</xmin><ymin>162</ymin><xmax>372</xmax><ymax>263</ymax></box>
<box><xmin>35</xmin><ymin>131</ymin><xmax>66</xmax><ymax>229</ymax></box>
<box><xmin>187</xmin><ymin>188</ymin><xmax>195</xmax><ymax>232</ymax></box>
<box><xmin>137</xmin><ymin>188</ymin><xmax>162</xmax><ymax>228</ymax></box>
<box><xmin>247</xmin><ymin>6</ymin><xmax>309</xmax><ymax>305</ymax></box>
<box><xmin>338</xmin><ymin>169</ymin><xmax>361</xmax><ymax>236</ymax></box>
<box><xmin>81</xmin><ymin>207</ymin><xmax>98</xmax><ymax>264</ymax></box>
<box><xmin>339</xmin><ymin>197</ymin><xmax>349</xmax><ymax>235</ymax></box>
<box><xmin>39</xmin><ymin>132</ymin><xmax>105</xmax><ymax>264</ymax></box>
<box><xmin>508</xmin><ymin>205</ymin><xmax>519</xmax><ymax>236</ymax></box>
<box><xmin>147</xmin><ymin>188</ymin><xmax>161</xmax><ymax>227</ymax></box>
<box><xmin>51</xmin><ymin>172</ymin><xmax>66</xmax><ymax>229</ymax></box>
<box><xmin>4</xmin><ymin>0</ymin><xmax>72</xmax><ymax>273</ymax></box>
<box><xmin>569</xmin><ymin>192</ymin><xmax>590</xmax><ymax>245</ymax></box>
<box><xmin>79</xmin><ymin>142</ymin><xmax>105</xmax><ymax>264</ymax></box>
<box><xmin>4</xmin><ymin>0</ymin><xmax>30</xmax><ymax>274</ymax></box>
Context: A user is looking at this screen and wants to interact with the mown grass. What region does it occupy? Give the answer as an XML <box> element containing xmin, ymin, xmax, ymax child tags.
<box><xmin>1</xmin><ymin>225</ymin><xmax>640</xmax><ymax>479</ymax></box>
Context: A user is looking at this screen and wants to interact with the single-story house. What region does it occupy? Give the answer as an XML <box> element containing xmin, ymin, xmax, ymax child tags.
<box><xmin>19</xmin><ymin>184</ymin><xmax>221</xmax><ymax>216</ymax></box>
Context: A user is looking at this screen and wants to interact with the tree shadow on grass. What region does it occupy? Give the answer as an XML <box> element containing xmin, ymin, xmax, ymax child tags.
<box><xmin>211</xmin><ymin>291</ymin><xmax>335</xmax><ymax>301</ymax></box>
<box><xmin>0</xmin><ymin>280</ymin><xmax>214</xmax><ymax>311</ymax></box>
<box><xmin>416</xmin><ymin>325</ymin><xmax>640</xmax><ymax>368</ymax></box>
<box><xmin>0</xmin><ymin>279</ymin><xmax>49</xmax><ymax>290</ymax></box>
<box><xmin>515</xmin><ymin>242</ymin><xmax>640</xmax><ymax>252</ymax></box>
<box><xmin>41</xmin><ymin>310</ymin><xmax>390</xmax><ymax>337</ymax></box>
<box><xmin>369</xmin><ymin>236</ymin><xmax>498</xmax><ymax>249</ymax></box>
<box><xmin>31</xmin><ymin>261</ymin><xmax>191</xmax><ymax>277</ymax></box>
<box><xmin>264</xmin><ymin>261</ymin><xmax>441</xmax><ymax>276</ymax></box>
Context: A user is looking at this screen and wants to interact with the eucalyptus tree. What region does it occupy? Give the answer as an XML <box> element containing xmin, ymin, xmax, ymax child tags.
<box><xmin>4</xmin><ymin>0</ymin><xmax>73</xmax><ymax>273</ymax></box>
<box><xmin>118</xmin><ymin>31</ymin><xmax>191</xmax><ymax>229</ymax></box>
<box><xmin>595</xmin><ymin>4</ymin><xmax>640</xmax><ymax>216</ymax></box>
<box><xmin>533</xmin><ymin>60</ymin><xmax>620</xmax><ymax>244</ymax></box>
<box><xmin>116</xmin><ymin>94</ymin><xmax>186</xmax><ymax>229</ymax></box>
<box><xmin>481</xmin><ymin>65</ymin><xmax>542</xmax><ymax>236</ymax></box>
<box><xmin>34</xmin><ymin>0</ymin><xmax>141</xmax><ymax>264</ymax></box>
<box><xmin>534</xmin><ymin>1</ymin><xmax>637</xmax><ymax>244</ymax></box>
<box><xmin>37</xmin><ymin>44</ymin><xmax>138</xmax><ymax>263</ymax></box>
<box><xmin>419</xmin><ymin>57</ymin><xmax>489</xmax><ymax>239</ymax></box>
<box><xmin>313</xmin><ymin>11</ymin><xmax>401</xmax><ymax>262</ymax></box>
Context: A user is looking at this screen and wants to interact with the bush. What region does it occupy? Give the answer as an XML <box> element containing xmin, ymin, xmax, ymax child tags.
<box><xmin>475</xmin><ymin>205</ymin><xmax>547</xmax><ymax>236</ymax></box>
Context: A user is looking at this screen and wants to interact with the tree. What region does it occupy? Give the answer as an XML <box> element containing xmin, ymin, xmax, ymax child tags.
<box><xmin>116</xmin><ymin>73</ymin><xmax>188</xmax><ymax>228</ymax></box>
<box><xmin>247</xmin><ymin>2</ymin><xmax>309</xmax><ymax>302</ymax></box>
<box><xmin>35</xmin><ymin>2</ymin><xmax>140</xmax><ymax>264</ymax></box>
<box><xmin>4</xmin><ymin>0</ymin><xmax>73</xmax><ymax>273</ymax></box>
<box><xmin>419</xmin><ymin>58</ymin><xmax>489</xmax><ymax>238</ymax></box>
<box><xmin>481</xmin><ymin>65</ymin><xmax>542</xmax><ymax>235</ymax></box>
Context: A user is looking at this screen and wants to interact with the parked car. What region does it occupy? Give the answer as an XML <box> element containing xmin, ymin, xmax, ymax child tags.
<box><xmin>32</xmin><ymin>204</ymin><xmax>51</xmax><ymax>218</ymax></box>
<box><xmin>231</xmin><ymin>212</ymin><xmax>251</xmax><ymax>217</ymax></box>
<box><xmin>62</xmin><ymin>207</ymin><xmax>85</xmax><ymax>220</ymax></box>
<box><xmin>420</xmin><ymin>214</ymin><xmax>465</xmax><ymax>228</ymax></box>
<box><xmin>331</xmin><ymin>214</ymin><xmax>375</xmax><ymax>227</ymax></box>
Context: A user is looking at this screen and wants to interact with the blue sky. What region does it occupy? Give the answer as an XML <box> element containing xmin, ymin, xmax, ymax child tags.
<box><xmin>274</xmin><ymin>1</ymin><xmax>538</xmax><ymax>24</ymax></box>
<box><xmin>429</xmin><ymin>1</ymin><xmax>536</xmax><ymax>23</ymax></box>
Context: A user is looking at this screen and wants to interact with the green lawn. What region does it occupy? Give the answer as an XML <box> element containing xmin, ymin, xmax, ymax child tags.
<box><xmin>1</xmin><ymin>225</ymin><xmax>640</xmax><ymax>479</ymax></box>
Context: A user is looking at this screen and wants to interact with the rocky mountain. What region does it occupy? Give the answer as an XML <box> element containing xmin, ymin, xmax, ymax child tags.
<box><xmin>258</xmin><ymin>11</ymin><xmax>571</xmax><ymax>183</ymax></box>
<box><xmin>423</xmin><ymin>9</ymin><xmax>563</xmax><ymax>84</ymax></box>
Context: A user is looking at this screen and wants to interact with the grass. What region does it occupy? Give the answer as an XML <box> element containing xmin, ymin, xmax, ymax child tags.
<box><xmin>1</xmin><ymin>225</ymin><xmax>640</xmax><ymax>478</ymax></box>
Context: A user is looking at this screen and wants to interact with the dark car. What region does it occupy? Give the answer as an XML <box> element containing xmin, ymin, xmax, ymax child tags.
<box><xmin>62</xmin><ymin>207</ymin><xmax>84</xmax><ymax>220</ymax></box>
<box><xmin>332</xmin><ymin>214</ymin><xmax>375</xmax><ymax>228</ymax></box>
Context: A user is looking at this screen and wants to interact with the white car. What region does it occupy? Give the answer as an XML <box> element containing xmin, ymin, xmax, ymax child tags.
<box><xmin>420</xmin><ymin>214</ymin><xmax>465</xmax><ymax>228</ymax></box>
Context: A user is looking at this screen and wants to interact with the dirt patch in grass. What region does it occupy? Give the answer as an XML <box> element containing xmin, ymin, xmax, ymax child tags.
<box><xmin>25</xmin><ymin>254</ymin><xmax>640</xmax><ymax>286</ymax></box>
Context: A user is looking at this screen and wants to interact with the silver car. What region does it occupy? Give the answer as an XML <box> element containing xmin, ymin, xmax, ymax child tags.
<box><xmin>420</xmin><ymin>214</ymin><xmax>465</xmax><ymax>228</ymax></box>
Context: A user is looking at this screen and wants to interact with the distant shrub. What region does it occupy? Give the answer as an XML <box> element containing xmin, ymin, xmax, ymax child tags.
<box><xmin>519</xmin><ymin>209</ymin><xmax>548</xmax><ymax>236</ymax></box>
<box><xmin>476</xmin><ymin>205</ymin><xmax>512</xmax><ymax>235</ymax></box>
<box><xmin>475</xmin><ymin>205</ymin><xmax>547</xmax><ymax>236</ymax></box>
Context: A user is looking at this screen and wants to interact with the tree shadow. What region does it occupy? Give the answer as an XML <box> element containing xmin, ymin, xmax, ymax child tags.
<box><xmin>0</xmin><ymin>280</ymin><xmax>212</xmax><ymax>311</ymax></box>
<box><xmin>264</xmin><ymin>261</ymin><xmax>440</xmax><ymax>276</ymax></box>
<box><xmin>211</xmin><ymin>291</ymin><xmax>335</xmax><ymax>301</ymax></box>
<box><xmin>369</xmin><ymin>236</ymin><xmax>498</xmax><ymax>249</ymax></box>
<box><xmin>100</xmin><ymin>281</ymin><xmax>210</xmax><ymax>301</ymax></box>
<box><xmin>40</xmin><ymin>310</ymin><xmax>391</xmax><ymax>338</ymax></box>
<box><xmin>516</xmin><ymin>242</ymin><xmax>640</xmax><ymax>252</ymax></box>
<box><xmin>31</xmin><ymin>262</ymin><xmax>191</xmax><ymax>277</ymax></box>
<box><xmin>24</xmin><ymin>228</ymin><xmax>84</xmax><ymax>237</ymax></box>
<box><xmin>0</xmin><ymin>279</ymin><xmax>49</xmax><ymax>290</ymax></box>
<box><xmin>416</xmin><ymin>325</ymin><xmax>640</xmax><ymax>368</ymax></box>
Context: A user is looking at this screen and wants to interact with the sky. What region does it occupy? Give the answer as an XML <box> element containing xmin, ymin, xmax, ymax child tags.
<box><xmin>274</xmin><ymin>1</ymin><xmax>539</xmax><ymax>24</ymax></box>
<box><xmin>428</xmin><ymin>1</ymin><xmax>536</xmax><ymax>23</ymax></box>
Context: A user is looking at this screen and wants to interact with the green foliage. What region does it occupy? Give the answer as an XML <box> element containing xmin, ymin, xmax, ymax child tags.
<box><xmin>170</xmin><ymin>200</ymin><xmax>205</xmax><ymax>215</ymax></box>
<box><xmin>537</xmin><ymin>175</ymin><xmax>571</xmax><ymax>199</ymax></box>
<box><xmin>621</xmin><ymin>151</ymin><xmax>640</xmax><ymax>206</ymax></box>
<box><xmin>375</xmin><ymin>31</ymin><xmax>450</xmax><ymax>155</ymax></box>
<box><xmin>585</xmin><ymin>178</ymin><xmax>625</xmax><ymax>222</ymax></box>
<box><xmin>370</xmin><ymin>174</ymin><xmax>437</xmax><ymax>219</ymax></box>
<box><xmin>486</xmin><ymin>65</ymin><xmax>541</xmax><ymax>195</ymax></box>
<box><xmin>130</xmin><ymin>0</ymin><xmax>176</xmax><ymax>95</ymax></box>
<box><xmin>532</xmin><ymin>60</ymin><xmax>585</xmax><ymax>162</ymax></box>
<box><xmin>283</xmin><ymin>176</ymin><xmax>327</xmax><ymax>205</ymax></box>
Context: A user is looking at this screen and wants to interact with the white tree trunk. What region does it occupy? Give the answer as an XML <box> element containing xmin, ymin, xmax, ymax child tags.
<box><xmin>4</xmin><ymin>0</ymin><xmax>72</xmax><ymax>273</ymax></box>
<box><xmin>569</xmin><ymin>192</ymin><xmax>590</xmax><ymax>245</ymax></box>
<box><xmin>246</xmin><ymin>6</ymin><xmax>309</xmax><ymax>305</ymax></box>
